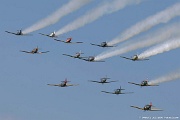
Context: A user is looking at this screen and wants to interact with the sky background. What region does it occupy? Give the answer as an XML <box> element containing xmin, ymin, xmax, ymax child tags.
<box><xmin>0</xmin><ymin>0</ymin><xmax>180</xmax><ymax>120</ymax></box>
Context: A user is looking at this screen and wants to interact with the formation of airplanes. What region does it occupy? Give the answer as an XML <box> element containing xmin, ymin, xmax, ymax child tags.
<box><xmin>5</xmin><ymin>29</ymin><xmax>163</xmax><ymax>112</ymax></box>
<box><xmin>131</xmin><ymin>102</ymin><xmax>163</xmax><ymax>111</ymax></box>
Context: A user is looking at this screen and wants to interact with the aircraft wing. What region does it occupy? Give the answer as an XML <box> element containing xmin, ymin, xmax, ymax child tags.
<box><xmin>121</xmin><ymin>92</ymin><xmax>134</xmax><ymax>94</ymax></box>
<box><xmin>5</xmin><ymin>31</ymin><xmax>17</xmax><ymax>35</ymax></box>
<box><xmin>130</xmin><ymin>106</ymin><xmax>144</xmax><ymax>110</ymax></box>
<box><xmin>90</xmin><ymin>43</ymin><xmax>101</xmax><ymax>47</ymax></box>
<box><xmin>62</xmin><ymin>54</ymin><xmax>76</xmax><ymax>58</ymax></box>
<box><xmin>47</xmin><ymin>84</ymin><xmax>59</xmax><ymax>86</ymax></box>
<box><xmin>20</xmin><ymin>50</ymin><xmax>32</xmax><ymax>53</ymax></box>
<box><xmin>148</xmin><ymin>84</ymin><xmax>159</xmax><ymax>86</ymax></box>
<box><xmin>137</xmin><ymin>58</ymin><xmax>149</xmax><ymax>61</ymax></box>
<box><xmin>54</xmin><ymin>39</ymin><xmax>65</xmax><ymax>43</ymax></box>
<box><xmin>69</xmin><ymin>42</ymin><xmax>83</xmax><ymax>44</ymax></box>
<box><xmin>66</xmin><ymin>84</ymin><xmax>79</xmax><ymax>86</ymax></box>
<box><xmin>120</xmin><ymin>56</ymin><xmax>133</xmax><ymax>60</ymax></box>
<box><xmin>108</xmin><ymin>80</ymin><xmax>118</xmax><ymax>83</ymax></box>
<box><xmin>128</xmin><ymin>82</ymin><xmax>141</xmax><ymax>86</ymax></box>
<box><xmin>39</xmin><ymin>33</ymin><xmax>50</xmax><ymax>37</ymax></box>
<box><xmin>88</xmin><ymin>80</ymin><xmax>101</xmax><ymax>83</ymax></box>
<box><xmin>38</xmin><ymin>51</ymin><xmax>50</xmax><ymax>54</ymax></box>
<box><xmin>101</xmin><ymin>91</ymin><xmax>115</xmax><ymax>94</ymax></box>
<box><xmin>150</xmin><ymin>108</ymin><xmax>163</xmax><ymax>111</ymax></box>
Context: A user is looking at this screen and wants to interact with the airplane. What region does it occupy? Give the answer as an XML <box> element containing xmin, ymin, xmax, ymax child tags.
<box><xmin>120</xmin><ymin>54</ymin><xmax>149</xmax><ymax>61</ymax></box>
<box><xmin>101</xmin><ymin>86</ymin><xmax>133</xmax><ymax>95</ymax></box>
<box><xmin>39</xmin><ymin>31</ymin><xmax>57</xmax><ymax>38</ymax></box>
<box><xmin>128</xmin><ymin>80</ymin><xmax>159</xmax><ymax>87</ymax></box>
<box><xmin>62</xmin><ymin>51</ymin><xmax>85</xmax><ymax>59</ymax></box>
<box><xmin>79</xmin><ymin>56</ymin><xmax>105</xmax><ymax>62</ymax></box>
<box><xmin>54</xmin><ymin>38</ymin><xmax>83</xmax><ymax>44</ymax></box>
<box><xmin>47</xmin><ymin>78</ymin><xmax>79</xmax><ymax>87</ymax></box>
<box><xmin>131</xmin><ymin>102</ymin><xmax>163</xmax><ymax>111</ymax></box>
<box><xmin>90</xmin><ymin>42</ymin><xmax>115</xmax><ymax>48</ymax></box>
<box><xmin>20</xmin><ymin>46</ymin><xmax>49</xmax><ymax>54</ymax></box>
<box><xmin>5</xmin><ymin>29</ymin><xmax>24</xmax><ymax>35</ymax></box>
<box><xmin>88</xmin><ymin>76</ymin><xmax>118</xmax><ymax>84</ymax></box>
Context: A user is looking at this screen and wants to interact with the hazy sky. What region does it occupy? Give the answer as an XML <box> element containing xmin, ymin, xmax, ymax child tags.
<box><xmin>0</xmin><ymin>0</ymin><xmax>180</xmax><ymax>120</ymax></box>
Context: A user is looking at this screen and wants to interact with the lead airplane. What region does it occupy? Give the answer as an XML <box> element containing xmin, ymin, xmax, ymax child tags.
<box><xmin>47</xmin><ymin>79</ymin><xmax>78</xmax><ymax>87</ymax></box>
<box><xmin>54</xmin><ymin>38</ymin><xmax>83</xmax><ymax>44</ymax></box>
<box><xmin>89</xmin><ymin>76</ymin><xmax>118</xmax><ymax>84</ymax></box>
<box><xmin>90</xmin><ymin>42</ymin><xmax>115</xmax><ymax>48</ymax></box>
<box><xmin>39</xmin><ymin>31</ymin><xmax>58</xmax><ymax>38</ymax></box>
<box><xmin>128</xmin><ymin>80</ymin><xmax>159</xmax><ymax>87</ymax></box>
<box><xmin>62</xmin><ymin>51</ymin><xmax>86</xmax><ymax>59</ymax></box>
<box><xmin>131</xmin><ymin>102</ymin><xmax>163</xmax><ymax>111</ymax></box>
<box><xmin>20</xmin><ymin>47</ymin><xmax>49</xmax><ymax>54</ymax></box>
<box><xmin>120</xmin><ymin>55</ymin><xmax>149</xmax><ymax>61</ymax></box>
<box><xmin>5</xmin><ymin>30</ymin><xmax>24</xmax><ymax>36</ymax></box>
<box><xmin>101</xmin><ymin>86</ymin><xmax>133</xmax><ymax>95</ymax></box>
<box><xmin>79</xmin><ymin>56</ymin><xmax>105</xmax><ymax>62</ymax></box>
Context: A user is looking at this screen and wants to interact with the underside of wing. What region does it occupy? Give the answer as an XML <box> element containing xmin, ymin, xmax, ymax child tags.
<box><xmin>128</xmin><ymin>82</ymin><xmax>141</xmax><ymax>86</ymax></box>
<box><xmin>38</xmin><ymin>51</ymin><xmax>49</xmax><ymax>54</ymax></box>
<box><xmin>130</xmin><ymin>106</ymin><xmax>144</xmax><ymax>110</ymax></box>
<box><xmin>5</xmin><ymin>31</ymin><xmax>16</xmax><ymax>35</ymax></box>
<box><xmin>54</xmin><ymin>39</ymin><xmax>65</xmax><ymax>43</ymax></box>
<box><xmin>90</xmin><ymin>43</ymin><xmax>101</xmax><ymax>47</ymax></box>
<box><xmin>108</xmin><ymin>80</ymin><xmax>118</xmax><ymax>83</ymax></box>
<box><xmin>122</xmin><ymin>92</ymin><xmax>134</xmax><ymax>94</ymax></box>
<box><xmin>120</xmin><ymin>56</ymin><xmax>132</xmax><ymax>60</ymax></box>
<box><xmin>66</xmin><ymin>84</ymin><xmax>79</xmax><ymax>86</ymax></box>
<box><xmin>20</xmin><ymin>50</ymin><xmax>32</xmax><ymax>53</ymax></box>
<box><xmin>88</xmin><ymin>80</ymin><xmax>100</xmax><ymax>83</ymax></box>
<box><xmin>62</xmin><ymin>54</ymin><xmax>74</xmax><ymax>58</ymax></box>
<box><xmin>148</xmin><ymin>84</ymin><xmax>159</xmax><ymax>86</ymax></box>
<box><xmin>47</xmin><ymin>84</ymin><xmax>59</xmax><ymax>86</ymax></box>
<box><xmin>71</xmin><ymin>42</ymin><xmax>83</xmax><ymax>44</ymax></box>
<box><xmin>39</xmin><ymin>33</ymin><xmax>49</xmax><ymax>37</ymax></box>
<box><xmin>150</xmin><ymin>108</ymin><xmax>163</xmax><ymax>111</ymax></box>
<box><xmin>137</xmin><ymin>58</ymin><xmax>149</xmax><ymax>61</ymax></box>
<box><xmin>101</xmin><ymin>91</ymin><xmax>114</xmax><ymax>94</ymax></box>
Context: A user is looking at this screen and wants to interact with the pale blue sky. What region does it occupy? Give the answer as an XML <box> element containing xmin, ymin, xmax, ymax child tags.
<box><xmin>0</xmin><ymin>0</ymin><xmax>180</xmax><ymax>120</ymax></box>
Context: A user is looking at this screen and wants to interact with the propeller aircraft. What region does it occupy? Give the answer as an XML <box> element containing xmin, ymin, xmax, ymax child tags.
<box><xmin>90</xmin><ymin>42</ymin><xmax>115</xmax><ymax>48</ymax></box>
<box><xmin>20</xmin><ymin>46</ymin><xmax>49</xmax><ymax>54</ymax></box>
<box><xmin>131</xmin><ymin>102</ymin><xmax>163</xmax><ymax>111</ymax></box>
<box><xmin>89</xmin><ymin>76</ymin><xmax>118</xmax><ymax>84</ymax></box>
<box><xmin>120</xmin><ymin>55</ymin><xmax>149</xmax><ymax>61</ymax></box>
<box><xmin>101</xmin><ymin>86</ymin><xmax>133</xmax><ymax>95</ymax></box>
<box><xmin>5</xmin><ymin>30</ymin><xmax>24</xmax><ymax>36</ymax></box>
<box><xmin>47</xmin><ymin>78</ymin><xmax>78</xmax><ymax>87</ymax></box>
<box><xmin>54</xmin><ymin>38</ymin><xmax>83</xmax><ymax>44</ymax></box>
<box><xmin>62</xmin><ymin>51</ymin><xmax>85</xmax><ymax>59</ymax></box>
<box><xmin>39</xmin><ymin>31</ymin><xmax>57</xmax><ymax>38</ymax></box>
<box><xmin>79</xmin><ymin>56</ymin><xmax>105</xmax><ymax>62</ymax></box>
<box><xmin>128</xmin><ymin>80</ymin><xmax>159</xmax><ymax>87</ymax></box>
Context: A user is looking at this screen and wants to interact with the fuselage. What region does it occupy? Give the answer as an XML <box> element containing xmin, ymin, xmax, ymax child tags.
<box><xmin>101</xmin><ymin>42</ymin><xmax>107</xmax><ymax>47</ymax></box>
<box><xmin>144</xmin><ymin>105</ymin><xmax>151</xmax><ymax>110</ymax></box>
<box><xmin>31</xmin><ymin>48</ymin><xmax>38</xmax><ymax>53</ymax></box>
<box><xmin>132</xmin><ymin>55</ymin><xmax>138</xmax><ymax>61</ymax></box>
<box><xmin>66</xmin><ymin>38</ymin><xmax>72</xmax><ymax>43</ymax></box>
<box><xmin>114</xmin><ymin>89</ymin><xmax>121</xmax><ymax>94</ymax></box>
<box><xmin>49</xmin><ymin>32</ymin><xmax>56</xmax><ymax>37</ymax></box>
<box><xmin>141</xmin><ymin>80</ymin><xmax>148</xmax><ymax>86</ymax></box>
<box><xmin>17</xmin><ymin>30</ymin><xmax>23</xmax><ymax>35</ymax></box>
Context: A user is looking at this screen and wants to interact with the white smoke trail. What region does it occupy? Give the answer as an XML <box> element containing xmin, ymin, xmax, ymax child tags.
<box><xmin>149</xmin><ymin>70</ymin><xmax>180</xmax><ymax>85</ymax></box>
<box><xmin>95</xmin><ymin>23</ymin><xmax>180</xmax><ymax>61</ymax></box>
<box><xmin>138</xmin><ymin>39</ymin><xmax>180</xmax><ymax>59</ymax></box>
<box><xmin>22</xmin><ymin>0</ymin><xmax>91</xmax><ymax>34</ymax></box>
<box><xmin>56</xmin><ymin>0</ymin><xmax>141</xmax><ymax>35</ymax></box>
<box><xmin>107</xmin><ymin>2</ymin><xmax>180</xmax><ymax>46</ymax></box>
